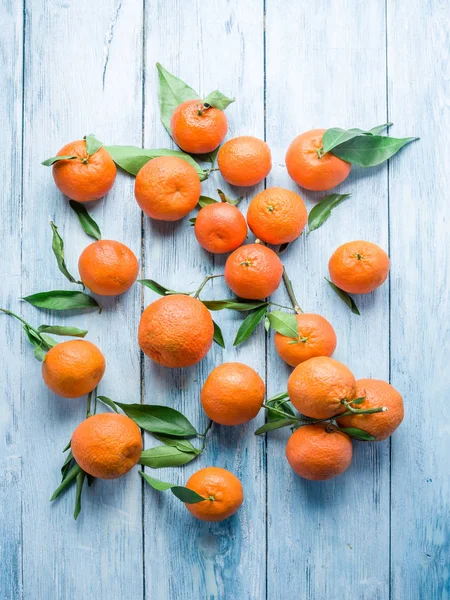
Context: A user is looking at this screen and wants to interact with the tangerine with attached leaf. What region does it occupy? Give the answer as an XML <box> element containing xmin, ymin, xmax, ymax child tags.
<box><xmin>247</xmin><ymin>187</ymin><xmax>307</xmax><ymax>245</ymax></box>
<box><xmin>135</xmin><ymin>156</ymin><xmax>201</xmax><ymax>221</ymax></box>
<box><xmin>286</xmin><ymin>424</ymin><xmax>353</xmax><ymax>480</ymax></box>
<box><xmin>194</xmin><ymin>202</ymin><xmax>247</xmax><ymax>254</ymax></box>
<box><xmin>224</xmin><ymin>243</ymin><xmax>283</xmax><ymax>299</ymax></box>
<box><xmin>138</xmin><ymin>294</ymin><xmax>214</xmax><ymax>368</ymax></box>
<box><xmin>185</xmin><ymin>467</ymin><xmax>244</xmax><ymax>522</ymax></box>
<box><xmin>328</xmin><ymin>240</ymin><xmax>390</xmax><ymax>294</ymax></box>
<box><xmin>171</xmin><ymin>100</ymin><xmax>228</xmax><ymax>154</ymax></box>
<box><xmin>336</xmin><ymin>379</ymin><xmax>404</xmax><ymax>441</ymax></box>
<box><xmin>217</xmin><ymin>136</ymin><xmax>271</xmax><ymax>187</ymax></box>
<box><xmin>42</xmin><ymin>340</ymin><xmax>106</xmax><ymax>398</ymax></box>
<box><xmin>78</xmin><ymin>240</ymin><xmax>139</xmax><ymax>296</ymax></box>
<box><xmin>71</xmin><ymin>413</ymin><xmax>142</xmax><ymax>479</ymax></box>
<box><xmin>286</xmin><ymin>129</ymin><xmax>351</xmax><ymax>191</ymax></box>
<box><xmin>288</xmin><ymin>356</ymin><xmax>356</xmax><ymax>419</ymax></box>
<box><xmin>200</xmin><ymin>362</ymin><xmax>265</xmax><ymax>425</ymax></box>
<box><xmin>52</xmin><ymin>140</ymin><xmax>116</xmax><ymax>202</ymax></box>
<box><xmin>275</xmin><ymin>313</ymin><xmax>337</xmax><ymax>367</ymax></box>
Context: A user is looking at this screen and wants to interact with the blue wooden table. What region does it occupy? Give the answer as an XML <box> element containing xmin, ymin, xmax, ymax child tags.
<box><xmin>1</xmin><ymin>1</ymin><xmax>448</xmax><ymax>598</ymax></box>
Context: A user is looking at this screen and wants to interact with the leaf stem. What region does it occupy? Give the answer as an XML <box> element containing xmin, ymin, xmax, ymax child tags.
<box><xmin>193</xmin><ymin>274</ymin><xmax>224</xmax><ymax>299</ymax></box>
<box><xmin>86</xmin><ymin>391</ymin><xmax>93</xmax><ymax>419</ymax></box>
<box><xmin>0</xmin><ymin>308</ymin><xmax>39</xmax><ymax>335</ymax></box>
<box><xmin>198</xmin><ymin>419</ymin><xmax>213</xmax><ymax>452</ymax></box>
<box><xmin>282</xmin><ymin>268</ymin><xmax>303</xmax><ymax>314</ymax></box>
<box><xmin>262</xmin><ymin>400</ymin><xmax>387</xmax><ymax>426</ymax></box>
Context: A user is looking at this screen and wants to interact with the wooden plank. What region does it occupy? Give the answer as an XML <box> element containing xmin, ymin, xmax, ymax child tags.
<box><xmin>387</xmin><ymin>1</ymin><xmax>450</xmax><ymax>597</ymax></box>
<box><xmin>265</xmin><ymin>1</ymin><xmax>391</xmax><ymax>598</ymax></box>
<box><xmin>142</xmin><ymin>1</ymin><xmax>266</xmax><ymax>598</ymax></box>
<box><xmin>20</xmin><ymin>2</ymin><xmax>143</xmax><ymax>598</ymax></box>
<box><xmin>0</xmin><ymin>1</ymin><xmax>24</xmax><ymax>597</ymax></box>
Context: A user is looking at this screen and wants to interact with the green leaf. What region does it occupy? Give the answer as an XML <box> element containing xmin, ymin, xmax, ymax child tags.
<box><xmin>34</xmin><ymin>344</ymin><xmax>46</xmax><ymax>361</ymax></box>
<box><xmin>202</xmin><ymin>299</ymin><xmax>268</xmax><ymax>312</ymax></box>
<box><xmin>50</xmin><ymin>221</ymin><xmax>80</xmax><ymax>284</ymax></box>
<box><xmin>62</xmin><ymin>440</ymin><xmax>71</xmax><ymax>452</ymax></box>
<box><xmin>203</xmin><ymin>90</ymin><xmax>235</xmax><ymax>110</ymax></box>
<box><xmin>233</xmin><ymin>304</ymin><xmax>268</xmax><ymax>346</ymax></box>
<box><xmin>350</xmin><ymin>396</ymin><xmax>366</xmax><ymax>406</ymax></box>
<box><xmin>139</xmin><ymin>472</ymin><xmax>174</xmax><ymax>491</ymax></box>
<box><xmin>96</xmin><ymin>395</ymin><xmax>120</xmax><ymax>413</ymax></box>
<box><xmin>330</xmin><ymin>135</ymin><xmax>419</xmax><ymax>167</ymax></box>
<box><xmin>84</xmin><ymin>134</ymin><xmax>103</xmax><ymax>156</ymax></box>
<box><xmin>267</xmin><ymin>310</ymin><xmax>299</xmax><ymax>338</ymax></box>
<box><xmin>50</xmin><ymin>463</ymin><xmax>81</xmax><ymax>501</ymax></box>
<box><xmin>369</xmin><ymin>122</ymin><xmax>393</xmax><ymax>135</ymax></box>
<box><xmin>198</xmin><ymin>195</ymin><xmax>218</xmax><ymax>207</ymax></box>
<box><xmin>321</xmin><ymin>127</ymin><xmax>368</xmax><ymax>155</ymax></box>
<box><xmin>255</xmin><ymin>419</ymin><xmax>295</xmax><ymax>435</ymax></box>
<box><xmin>138</xmin><ymin>279</ymin><xmax>172</xmax><ymax>296</ymax></box>
<box><xmin>73</xmin><ymin>470</ymin><xmax>86</xmax><ymax>520</ymax></box>
<box><xmin>170</xmin><ymin>486</ymin><xmax>206</xmax><ymax>504</ymax></box>
<box><xmin>217</xmin><ymin>189</ymin><xmax>242</xmax><ymax>206</ymax></box>
<box><xmin>140</xmin><ymin>472</ymin><xmax>206</xmax><ymax>503</ymax></box>
<box><xmin>138</xmin><ymin>445</ymin><xmax>198</xmax><ymax>468</ymax></box>
<box><xmin>152</xmin><ymin>434</ymin><xmax>200</xmax><ymax>454</ymax></box>
<box><xmin>266</xmin><ymin>392</ymin><xmax>295</xmax><ymax>422</ymax></box>
<box><xmin>23</xmin><ymin>290</ymin><xmax>101</xmax><ymax>312</ymax></box>
<box><xmin>325</xmin><ymin>278</ymin><xmax>360</xmax><ymax>315</ymax></box>
<box><xmin>39</xmin><ymin>333</ymin><xmax>58</xmax><ymax>347</ymax></box>
<box><xmin>196</xmin><ymin>146</ymin><xmax>220</xmax><ymax>168</ymax></box>
<box><xmin>264</xmin><ymin>316</ymin><xmax>270</xmax><ymax>332</ymax></box>
<box><xmin>156</xmin><ymin>62</ymin><xmax>199</xmax><ymax>136</ymax></box>
<box><xmin>213</xmin><ymin>320</ymin><xmax>225</xmax><ymax>348</ymax></box>
<box><xmin>22</xmin><ymin>324</ymin><xmax>42</xmax><ymax>348</ymax></box>
<box><xmin>279</xmin><ymin>242</ymin><xmax>290</xmax><ymax>254</ymax></box>
<box><xmin>37</xmin><ymin>325</ymin><xmax>88</xmax><ymax>338</ymax></box>
<box><xmin>189</xmin><ymin>218</ymin><xmax>196</xmax><ymax>226</ymax></box>
<box><xmin>69</xmin><ymin>200</ymin><xmax>102</xmax><ymax>240</ymax></box>
<box><xmin>41</xmin><ymin>155</ymin><xmax>77</xmax><ymax>167</ymax></box>
<box><xmin>104</xmin><ymin>145</ymin><xmax>206</xmax><ymax>181</ymax></box>
<box><xmin>61</xmin><ymin>450</ymin><xmax>73</xmax><ymax>479</ymax></box>
<box><xmin>336</xmin><ymin>427</ymin><xmax>375</xmax><ymax>441</ymax></box>
<box><xmin>115</xmin><ymin>403</ymin><xmax>197</xmax><ymax>437</ymax></box>
<box><xmin>308</xmin><ymin>194</ymin><xmax>351</xmax><ymax>233</ymax></box>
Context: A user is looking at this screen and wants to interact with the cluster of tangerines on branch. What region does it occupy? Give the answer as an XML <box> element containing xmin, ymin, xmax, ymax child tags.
<box><xmin>2</xmin><ymin>63</ymin><xmax>416</xmax><ymax>521</ymax></box>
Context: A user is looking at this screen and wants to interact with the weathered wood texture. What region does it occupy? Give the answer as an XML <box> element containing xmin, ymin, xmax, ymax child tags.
<box><xmin>0</xmin><ymin>0</ymin><xmax>447</xmax><ymax>599</ymax></box>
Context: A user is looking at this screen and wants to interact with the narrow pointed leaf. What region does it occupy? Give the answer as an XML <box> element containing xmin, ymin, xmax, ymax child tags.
<box><xmin>97</xmin><ymin>395</ymin><xmax>119</xmax><ymax>413</ymax></box>
<box><xmin>156</xmin><ymin>62</ymin><xmax>199</xmax><ymax>135</ymax></box>
<box><xmin>170</xmin><ymin>487</ymin><xmax>206</xmax><ymax>504</ymax></box>
<box><xmin>350</xmin><ymin>396</ymin><xmax>366</xmax><ymax>406</ymax></box>
<box><xmin>152</xmin><ymin>434</ymin><xmax>200</xmax><ymax>454</ymax></box>
<box><xmin>213</xmin><ymin>320</ymin><xmax>225</xmax><ymax>348</ymax></box>
<box><xmin>42</xmin><ymin>155</ymin><xmax>77</xmax><ymax>167</ymax></box>
<box><xmin>139</xmin><ymin>472</ymin><xmax>175</xmax><ymax>491</ymax></box>
<box><xmin>321</xmin><ymin>127</ymin><xmax>367</xmax><ymax>154</ymax></box>
<box><xmin>50</xmin><ymin>463</ymin><xmax>81</xmax><ymax>501</ymax></box>
<box><xmin>23</xmin><ymin>290</ymin><xmax>100</xmax><ymax>312</ymax></box>
<box><xmin>50</xmin><ymin>221</ymin><xmax>80</xmax><ymax>284</ymax></box>
<box><xmin>73</xmin><ymin>470</ymin><xmax>86</xmax><ymax>520</ymax></box>
<box><xmin>267</xmin><ymin>311</ymin><xmax>299</xmax><ymax>338</ymax></box>
<box><xmin>336</xmin><ymin>427</ymin><xmax>376</xmax><ymax>441</ymax></box>
<box><xmin>233</xmin><ymin>305</ymin><xmax>268</xmax><ymax>346</ymax></box>
<box><xmin>115</xmin><ymin>403</ymin><xmax>197</xmax><ymax>437</ymax></box>
<box><xmin>198</xmin><ymin>195</ymin><xmax>218</xmax><ymax>207</ymax></box>
<box><xmin>138</xmin><ymin>445</ymin><xmax>198</xmax><ymax>468</ymax></box>
<box><xmin>61</xmin><ymin>450</ymin><xmax>74</xmax><ymax>479</ymax></box>
<box><xmin>34</xmin><ymin>345</ymin><xmax>46</xmax><ymax>361</ymax></box>
<box><xmin>308</xmin><ymin>194</ymin><xmax>351</xmax><ymax>232</ymax></box>
<box><xmin>369</xmin><ymin>122</ymin><xmax>393</xmax><ymax>135</ymax></box>
<box><xmin>202</xmin><ymin>299</ymin><xmax>268</xmax><ymax>312</ymax></box>
<box><xmin>203</xmin><ymin>90</ymin><xmax>235</xmax><ymax>110</ymax></box>
<box><xmin>255</xmin><ymin>419</ymin><xmax>295</xmax><ymax>435</ymax></box>
<box><xmin>325</xmin><ymin>278</ymin><xmax>360</xmax><ymax>315</ymax></box>
<box><xmin>39</xmin><ymin>333</ymin><xmax>58</xmax><ymax>347</ymax></box>
<box><xmin>69</xmin><ymin>200</ymin><xmax>102</xmax><ymax>240</ymax></box>
<box><xmin>84</xmin><ymin>134</ymin><xmax>103</xmax><ymax>156</ymax></box>
<box><xmin>37</xmin><ymin>325</ymin><xmax>88</xmax><ymax>338</ymax></box>
<box><xmin>138</xmin><ymin>279</ymin><xmax>182</xmax><ymax>296</ymax></box>
<box><xmin>330</xmin><ymin>135</ymin><xmax>419</xmax><ymax>167</ymax></box>
<box><xmin>104</xmin><ymin>145</ymin><xmax>206</xmax><ymax>180</ymax></box>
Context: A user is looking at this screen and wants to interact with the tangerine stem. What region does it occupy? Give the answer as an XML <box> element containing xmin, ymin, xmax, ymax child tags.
<box><xmin>86</xmin><ymin>391</ymin><xmax>93</xmax><ymax>418</ymax></box>
<box><xmin>193</xmin><ymin>274</ymin><xmax>223</xmax><ymax>299</ymax></box>
<box><xmin>282</xmin><ymin>268</ymin><xmax>303</xmax><ymax>314</ymax></box>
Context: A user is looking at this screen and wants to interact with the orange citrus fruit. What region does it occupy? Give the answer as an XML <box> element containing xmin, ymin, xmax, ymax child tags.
<box><xmin>185</xmin><ymin>467</ymin><xmax>244</xmax><ymax>521</ymax></box>
<box><xmin>171</xmin><ymin>100</ymin><xmax>228</xmax><ymax>154</ymax></box>
<box><xmin>78</xmin><ymin>240</ymin><xmax>139</xmax><ymax>296</ymax></box>
<box><xmin>337</xmin><ymin>379</ymin><xmax>404</xmax><ymax>441</ymax></box>
<box><xmin>42</xmin><ymin>340</ymin><xmax>106</xmax><ymax>398</ymax></box>
<box><xmin>200</xmin><ymin>362</ymin><xmax>265</xmax><ymax>425</ymax></box>
<box><xmin>328</xmin><ymin>240</ymin><xmax>390</xmax><ymax>294</ymax></box>
<box><xmin>134</xmin><ymin>156</ymin><xmax>201</xmax><ymax>221</ymax></box>
<box><xmin>52</xmin><ymin>140</ymin><xmax>116</xmax><ymax>202</ymax></box>
<box><xmin>138</xmin><ymin>294</ymin><xmax>214</xmax><ymax>368</ymax></box>
<box><xmin>194</xmin><ymin>202</ymin><xmax>247</xmax><ymax>254</ymax></box>
<box><xmin>71</xmin><ymin>413</ymin><xmax>142</xmax><ymax>479</ymax></box>
<box><xmin>287</xmin><ymin>356</ymin><xmax>356</xmax><ymax>419</ymax></box>
<box><xmin>286</xmin><ymin>424</ymin><xmax>353</xmax><ymax>480</ymax></box>
<box><xmin>224</xmin><ymin>243</ymin><xmax>283</xmax><ymax>299</ymax></box>
<box><xmin>286</xmin><ymin>129</ymin><xmax>351</xmax><ymax>191</ymax></box>
<box><xmin>217</xmin><ymin>136</ymin><xmax>271</xmax><ymax>186</ymax></box>
<box><xmin>274</xmin><ymin>313</ymin><xmax>337</xmax><ymax>367</ymax></box>
<box><xmin>246</xmin><ymin>187</ymin><xmax>307</xmax><ymax>244</ymax></box>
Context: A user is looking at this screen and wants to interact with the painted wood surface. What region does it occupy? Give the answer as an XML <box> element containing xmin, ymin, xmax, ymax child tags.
<box><xmin>0</xmin><ymin>1</ymin><xmax>447</xmax><ymax>599</ymax></box>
